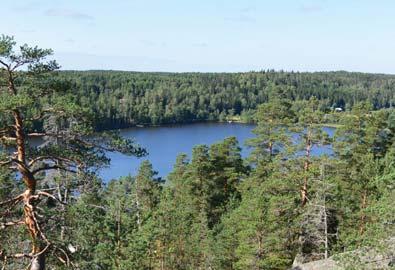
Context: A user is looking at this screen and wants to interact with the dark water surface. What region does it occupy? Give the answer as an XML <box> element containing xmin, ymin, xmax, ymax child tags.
<box><xmin>100</xmin><ymin>123</ymin><xmax>335</xmax><ymax>181</ymax></box>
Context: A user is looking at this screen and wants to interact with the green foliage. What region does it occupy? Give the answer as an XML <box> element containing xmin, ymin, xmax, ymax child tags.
<box><xmin>0</xmin><ymin>92</ymin><xmax>34</xmax><ymax>111</ymax></box>
<box><xmin>246</xmin><ymin>96</ymin><xmax>294</xmax><ymax>167</ymax></box>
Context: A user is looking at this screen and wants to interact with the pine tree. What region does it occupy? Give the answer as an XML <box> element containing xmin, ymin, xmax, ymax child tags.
<box><xmin>0</xmin><ymin>35</ymin><xmax>145</xmax><ymax>270</ymax></box>
<box><xmin>334</xmin><ymin>102</ymin><xmax>383</xmax><ymax>245</ymax></box>
<box><xmin>294</xmin><ymin>96</ymin><xmax>329</xmax><ymax>206</ymax></box>
<box><xmin>208</xmin><ymin>137</ymin><xmax>247</xmax><ymax>227</ymax></box>
<box><xmin>134</xmin><ymin>160</ymin><xmax>162</xmax><ymax>229</ymax></box>
<box><xmin>246</xmin><ymin>97</ymin><xmax>294</xmax><ymax>168</ymax></box>
<box><xmin>220</xmin><ymin>98</ymin><xmax>298</xmax><ymax>269</ymax></box>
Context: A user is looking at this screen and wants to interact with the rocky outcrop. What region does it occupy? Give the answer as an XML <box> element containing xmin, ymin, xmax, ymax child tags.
<box><xmin>292</xmin><ymin>257</ymin><xmax>340</xmax><ymax>270</ymax></box>
<box><xmin>292</xmin><ymin>238</ymin><xmax>395</xmax><ymax>270</ymax></box>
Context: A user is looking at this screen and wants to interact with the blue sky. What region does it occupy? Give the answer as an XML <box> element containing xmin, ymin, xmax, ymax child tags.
<box><xmin>2</xmin><ymin>0</ymin><xmax>395</xmax><ymax>73</ymax></box>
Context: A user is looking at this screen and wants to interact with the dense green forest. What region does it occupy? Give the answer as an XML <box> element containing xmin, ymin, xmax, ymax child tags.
<box><xmin>0</xmin><ymin>36</ymin><xmax>394</xmax><ymax>270</ymax></box>
<box><xmin>57</xmin><ymin>70</ymin><xmax>395</xmax><ymax>129</ymax></box>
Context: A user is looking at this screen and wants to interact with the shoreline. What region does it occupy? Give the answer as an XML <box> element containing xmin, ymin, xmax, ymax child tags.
<box><xmin>114</xmin><ymin>120</ymin><xmax>341</xmax><ymax>130</ymax></box>
<box><xmin>98</xmin><ymin>119</ymin><xmax>255</xmax><ymax>131</ymax></box>
<box><xmin>98</xmin><ymin>119</ymin><xmax>341</xmax><ymax>132</ymax></box>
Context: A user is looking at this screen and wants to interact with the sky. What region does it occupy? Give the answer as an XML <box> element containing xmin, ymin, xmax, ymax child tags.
<box><xmin>2</xmin><ymin>0</ymin><xmax>395</xmax><ymax>73</ymax></box>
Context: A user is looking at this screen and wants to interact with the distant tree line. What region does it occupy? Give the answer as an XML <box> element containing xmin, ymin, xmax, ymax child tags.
<box><xmin>54</xmin><ymin>70</ymin><xmax>395</xmax><ymax>130</ymax></box>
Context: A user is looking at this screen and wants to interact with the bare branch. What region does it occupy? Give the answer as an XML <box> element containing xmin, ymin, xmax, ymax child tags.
<box><xmin>33</xmin><ymin>244</ymin><xmax>51</xmax><ymax>258</ymax></box>
<box><xmin>0</xmin><ymin>194</ymin><xmax>23</xmax><ymax>207</ymax></box>
<box><xmin>0</xmin><ymin>126</ymin><xmax>14</xmax><ymax>135</ymax></box>
<box><xmin>27</xmin><ymin>132</ymin><xmax>68</xmax><ymax>138</ymax></box>
<box><xmin>10</xmin><ymin>60</ymin><xmax>30</xmax><ymax>72</ymax></box>
<box><xmin>0</xmin><ymin>220</ymin><xmax>24</xmax><ymax>230</ymax></box>
<box><xmin>7</xmin><ymin>253</ymin><xmax>32</xmax><ymax>259</ymax></box>
<box><xmin>32</xmin><ymin>164</ymin><xmax>76</xmax><ymax>175</ymax></box>
<box><xmin>0</xmin><ymin>136</ymin><xmax>16</xmax><ymax>142</ymax></box>
<box><xmin>37</xmin><ymin>191</ymin><xmax>67</xmax><ymax>205</ymax></box>
<box><xmin>0</xmin><ymin>59</ymin><xmax>9</xmax><ymax>69</ymax></box>
<box><xmin>27</xmin><ymin>133</ymin><xmax>50</xmax><ymax>137</ymax></box>
<box><xmin>87</xmin><ymin>204</ymin><xmax>106</xmax><ymax>211</ymax></box>
<box><xmin>28</xmin><ymin>156</ymin><xmax>75</xmax><ymax>167</ymax></box>
<box><xmin>0</xmin><ymin>160</ymin><xmax>13</xmax><ymax>167</ymax></box>
<box><xmin>4</xmin><ymin>159</ymin><xmax>32</xmax><ymax>177</ymax></box>
<box><xmin>53</xmin><ymin>245</ymin><xmax>71</xmax><ymax>267</ymax></box>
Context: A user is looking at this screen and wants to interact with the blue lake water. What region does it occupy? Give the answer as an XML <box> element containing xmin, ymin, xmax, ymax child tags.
<box><xmin>100</xmin><ymin>123</ymin><xmax>335</xmax><ymax>181</ymax></box>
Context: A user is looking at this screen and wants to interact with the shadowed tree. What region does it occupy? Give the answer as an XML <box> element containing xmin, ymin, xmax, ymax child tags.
<box><xmin>0</xmin><ymin>35</ymin><xmax>145</xmax><ymax>270</ymax></box>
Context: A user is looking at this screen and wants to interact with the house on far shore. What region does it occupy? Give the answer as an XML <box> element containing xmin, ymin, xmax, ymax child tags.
<box><xmin>334</xmin><ymin>107</ymin><xmax>343</xmax><ymax>112</ymax></box>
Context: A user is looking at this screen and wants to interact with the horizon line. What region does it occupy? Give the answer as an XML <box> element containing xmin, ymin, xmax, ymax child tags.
<box><xmin>57</xmin><ymin>69</ymin><xmax>395</xmax><ymax>76</ymax></box>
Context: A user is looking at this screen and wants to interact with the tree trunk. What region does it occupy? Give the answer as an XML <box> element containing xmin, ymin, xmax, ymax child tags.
<box><xmin>14</xmin><ymin>110</ymin><xmax>46</xmax><ymax>270</ymax></box>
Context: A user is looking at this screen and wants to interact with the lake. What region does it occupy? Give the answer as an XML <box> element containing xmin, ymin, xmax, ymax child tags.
<box><xmin>100</xmin><ymin>123</ymin><xmax>335</xmax><ymax>181</ymax></box>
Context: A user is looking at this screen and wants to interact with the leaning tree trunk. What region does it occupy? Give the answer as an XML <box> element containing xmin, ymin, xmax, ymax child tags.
<box><xmin>14</xmin><ymin>110</ymin><xmax>46</xmax><ymax>270</ymax></box>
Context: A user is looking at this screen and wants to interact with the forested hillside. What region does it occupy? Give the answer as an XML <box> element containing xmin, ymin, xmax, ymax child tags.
<box><xmin>59</xmin><ymin>70</ymin><xmax>395</xmax><ymax>129</ymax></box>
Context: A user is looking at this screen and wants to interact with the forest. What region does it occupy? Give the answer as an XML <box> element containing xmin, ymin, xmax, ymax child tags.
<box><xmin>0</xmin><ymin>36</ymin><xmax>394</xmax><ymax>270</ymax></box>
<box><xmin>56</xmin><ymin>70</ymin><xmax>395</xmax><ymax>130</ymax></box>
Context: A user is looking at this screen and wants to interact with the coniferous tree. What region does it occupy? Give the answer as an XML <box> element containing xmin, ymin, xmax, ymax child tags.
<box><xmin>0</xmin><ymin>35</ymin><xmax>144</xmax><ymax>270</ymax></box>
<box><xmin>334</xmin><ymin>102</ymin><xmax>384</xmax><ymax>246</ymax></box>
<box><xmin>219</xmin><ymin>98</ymin><xmax>298</xmax><ymax>269</ymax></box>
